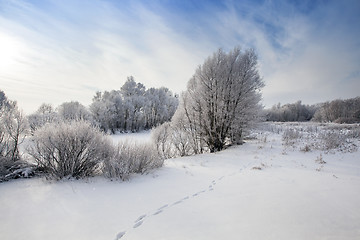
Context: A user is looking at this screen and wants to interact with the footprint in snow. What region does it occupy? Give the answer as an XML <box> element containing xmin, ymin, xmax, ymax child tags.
<box><xmin>135</xmin><ymin>214</ymin><xmax>146</xmax><ymax>223</ymax></box>
<box><xmin>133</xmin><ymin>220</ymin><xmax>143</xmax><ymax>228</ymax></box>
<box><xmin>115</xmin><ymin>231</ymin><xmax>126</xmax><ymax>240</ymax></box>
<box><xmin>153</xmin><ymin>209</ymin><xmax>163</xmax><ymax>215</ymax></box>
<box><xmin>192</xmin><ymin>190</ymin><xmax>206</xmax><ymax>197</ymax></box>
<box><xmin>172</xmin><ymin>200</ymin><xmax>183</xmax><ymax>205</ymax></box>
<box><xmin>158</xmin><ymin>204</ymin><xmax>168</xmax><ymax>210</ymax></box>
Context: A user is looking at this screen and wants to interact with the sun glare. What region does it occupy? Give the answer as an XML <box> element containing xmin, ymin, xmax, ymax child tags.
<box><xmin>0</xmin><ymin>32</ymin><xmax>24</xmax><ymax>68</ymax></box>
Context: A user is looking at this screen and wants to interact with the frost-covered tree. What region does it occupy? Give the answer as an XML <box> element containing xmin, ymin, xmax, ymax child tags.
<box><xmin>90</xmin><ymin>91</ymin><xmax>124</xmax><ymax>133</ymax></box>
<box><xmin>144</xmin><ymin>87</ymin><xmax>178</xmax><ymax>129</ymax></box>
<box><xmin>265</xmin><ymin>101</ymin><xmax>316</xmax><ymax>122</ymax></box>
<box><xmin>176</xmin><ymin>47</ymin><xmax>264</xmax><ymax>152</ymax></box>
<box><xmin>90</xmin><ymin>77</ymin><xmax>178</xmax><ymax>133</ymax></box>
<box><xmin>0</xmin><ymin>91</ymin><xmax>30</xmax><ymax>180</ymax></box>
<box><xmin>28</xmin><ymin>103</ymin><xmax>58</xmax><ymax>134</ymax></box>
<box><xmin>0</xmin><ymin>97</ymin><xmax>28</xmax><ymax>162</ymax></box>
<box><xmin>57</xmin><ymin>101</ymin><xmax>92</xmax><ymax>122</ymax></box>
<box><xmin>121</xmin><ymin>76</ymin><xmax>146</xmax><ymax>132</ymax></box>
<box><xmin>312</xmin><ymin>97</ymin><xmax>360</xmax><ymax>123</ymax></box>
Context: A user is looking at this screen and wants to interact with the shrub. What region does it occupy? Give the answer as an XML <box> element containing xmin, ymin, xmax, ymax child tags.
<box><xmin>28</xmin><ymin>121</ymin><xmax>115</xmax><ymax>180</ymax></box>
<box><xmin>0</xmin><ymin>158</ymin><xmax>37</xmax><ymax>182</ymax></box>
<box><xmin>103</xmin><ymin>141</ymin><xmax>162</xmax><ymax>180</ymax></box>
<box><xmin>282</xmin><ymin>128</ymin><xmax>301</xmax><ymax>146</ymax></box>
<box><xmin>152</xmin><ymin>122</ymin><xmax>174</xmax><ymax>159</ymax></box>
<box><xmin>320</xmin><ymin>131</ymin><xmax>346</xmax><ymax>151</ymax></box>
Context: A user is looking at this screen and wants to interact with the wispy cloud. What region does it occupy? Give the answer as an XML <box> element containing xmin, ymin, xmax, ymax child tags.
<box><xmin>0</xmin><ymin>0</ymin><xmax>359</xmax><ymax>112</ymax></box>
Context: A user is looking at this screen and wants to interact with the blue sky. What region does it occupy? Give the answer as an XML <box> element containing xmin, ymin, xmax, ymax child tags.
<box><xmin>0</xmin><ymin>0</ymin><xmax>359</xmax><ymax>113</ymax></box>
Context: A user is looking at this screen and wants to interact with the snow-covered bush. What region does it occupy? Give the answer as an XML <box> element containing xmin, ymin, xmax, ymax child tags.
<box><xmin>0</xmin><ymin>158</ymin><xmax>36</xmax><ymax>182</ymax></box>
<box><xmin>103</xmin><ymin>141</ymin><xmax>162</xmax><ymax>179</ymax></box>
<box><xmin>152</xmin><ymin>119</ymin><xmax>199</xmax><ymax>159</ymax></box>
<box><xmin>259</xmin><ymin>122</ymin><xmax>359</xmax><ymax>153</ymax></box>
<box><xmin>28</xmin><ymin>121</ymin><xmax>115</xmax><ymax>180</ymax></box>
<box><xmin>152</xmin><ymin>122</ymin><xmax>174</xmax><ymax>159</ymax></box>
<box><xmin>282</xmin><ymin>128</ymin><xmax>302</xmax><ymax>146</ymax></box>
<box><xmin>320</xmin><ymin>131</ymin><xmax>345</xmax><ymax>150</ymax></box>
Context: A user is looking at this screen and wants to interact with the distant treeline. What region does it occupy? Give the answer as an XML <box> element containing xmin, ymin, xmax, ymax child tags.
<box><xmin>28</xmin><ymin>76</ymin><xmax>179</xmax><ymax>134</ymax></box>
<box><xmin>265</xmin><ymin>97</ymin><xmax>360</xmax><ymax>123</ymax></box>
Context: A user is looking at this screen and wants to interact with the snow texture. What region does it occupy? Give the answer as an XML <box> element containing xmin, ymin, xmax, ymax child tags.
<box><xmin>0</xmin><ymin>123</ymin><xmax>359</xmax><ymax>240</ymax></box>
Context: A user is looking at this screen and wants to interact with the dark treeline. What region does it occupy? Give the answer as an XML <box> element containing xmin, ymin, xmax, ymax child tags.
<box><xmin>265</xmin><ymin>97</ymin><xmax>360</xmax><ymax>123</ymax></box>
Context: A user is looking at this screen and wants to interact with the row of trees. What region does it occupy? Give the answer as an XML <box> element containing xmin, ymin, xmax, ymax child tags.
<box><xmin>312</xmin><ymin>97</ymin><xmax>360</xmax><ymax>123</ymax></box>
<box><xmin>265</xmin><ymin>101</ymin><xmax>317</xmax><ymax>122</ymax></box>
<box><xmin>28</xmin><ymin>77</ymin><xmax>178</xmax><ymax>134</ymax></box>
<box><xmin>265</xmin><ymin>97</ymin><xmax>360</xmax><ymax>123</ymax></box>
<box><xmin>90</xmin><ymin>76</ymin><xmax>178</xmax><ymax>133</ymax></box>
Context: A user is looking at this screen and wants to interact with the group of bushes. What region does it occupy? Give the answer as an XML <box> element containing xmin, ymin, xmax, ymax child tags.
<box><xmin>2</xmin><ymin>119</ymin><xmax>162</xmax><ymax>182</ymax></box>
<box><xmin>28</xmin><ymin>120</ymin><xmax>162</xmax><ymax>180</ymax></box>
<box><xmin>259</xmin><ymin>122</ymin><xmax>360</xmax><ymax>153</ymax></box>
<box><xmin>0</xmin><ymin>90</ymin><xmax>163</xmax><ymax>182</ymax></box>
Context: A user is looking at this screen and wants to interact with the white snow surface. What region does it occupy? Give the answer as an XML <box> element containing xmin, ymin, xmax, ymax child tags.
<box><xmin>110</xmin><ymin>130</ymin><xmax>152</xmax><ymax>144</ymax></box>
<box><xmin>1</xmin><ymin>128</ymin><xmax>360</xmax><ymax>240</ymax></box>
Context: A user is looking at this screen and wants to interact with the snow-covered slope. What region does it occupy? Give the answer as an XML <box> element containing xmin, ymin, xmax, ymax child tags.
<box><xmin>1</xmin><ymin>127</ymin><xmax>359</xmax><ymax>240</ymax></box>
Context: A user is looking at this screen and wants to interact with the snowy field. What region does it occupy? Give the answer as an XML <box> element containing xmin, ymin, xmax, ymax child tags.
<box><xmin>1</xmin><ymin>123</ymin><xmax>360</xmax><ymax>240</ymax></box>
<box><xmin>109</xmin><ymin>130</ymin><xmax>152</xmax><ymax>144</ymax></box>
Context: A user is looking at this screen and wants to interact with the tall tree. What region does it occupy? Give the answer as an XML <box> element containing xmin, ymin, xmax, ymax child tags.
<box><xmin>176</xmin><ymin>47</ymin><xmax>264</xmax><ymax>152</ymax></box>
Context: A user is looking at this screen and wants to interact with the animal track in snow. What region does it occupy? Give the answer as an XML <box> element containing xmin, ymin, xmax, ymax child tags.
<box><xmin>135</xmin><ymin>214</ymin><xmax>146</xmax><ymax>223</ymax></box>
<box><xmin>153</xmin><ymin>209</ymin><xmax>163</xmax><ymax>215</ymax></box>
<box><xmin>158</xmin><ymin>204</ymin><xmax>168</xmax><ymax>210</ymax></box>
<box><xmin>172</xmin><ymin>200</ymin><xmax>183</xmax><ymax>205</ymax></box>
<box><xmin>113</xmin><ymin>176</ymin><xmax>228</xmax><ymax>239</ymax></box>
<box><xmin>133</xmin><ymin>220</ymin><xmax>143</xmax><ymax>228</ymax></box>
<box><xmin>115</xmin><ymin>231</ymin><xmax>126</xmax><ymax>240</ymax></box>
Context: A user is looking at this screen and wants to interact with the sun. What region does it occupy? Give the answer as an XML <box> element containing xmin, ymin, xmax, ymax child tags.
<box><xmin>0</xmin><ymin>32</ymin><xmax>24</xmax><ymax>69</ymax></box>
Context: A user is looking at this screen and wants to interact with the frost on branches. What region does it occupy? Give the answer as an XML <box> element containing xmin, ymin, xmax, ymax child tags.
<box><xmin>174</xmin><ymin>47</ymin><xmax>264</xmax><ymax>152</ymax></box>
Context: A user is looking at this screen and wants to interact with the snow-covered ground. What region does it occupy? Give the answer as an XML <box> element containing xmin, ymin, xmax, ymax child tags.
<box><xmin>1</xmin><ymin>124</ymin><xmax>359</xmax><ymax>240</ymax></box>
<box><xmin>109</xmin><ymin>130</ymin><xmax>152</xmax><ymax>144</ymax></box>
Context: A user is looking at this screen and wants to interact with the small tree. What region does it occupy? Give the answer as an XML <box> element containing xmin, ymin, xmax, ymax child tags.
<box><xmin>57</xmin><ymin>101</ymin><xmax>92</xmax><ymax>122</ymax></box>
<box><xmin>0</xmin><ymin>98</ymin><xmax>28</xmax><ymax>162</ymax></box>
<box><xmin>176</xmin><ymin>47</ymin><xmax>264</xmax><ymax>152</ymax></box>
<box><xmin>0</xmin><ymin>91</ymin><xmax>30</xmax><ymax>181</ymax></box>
<box><xmin>28</xmin><ymin>103</ymin><xmax>58</xmax><ymax>134</ymax></box>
